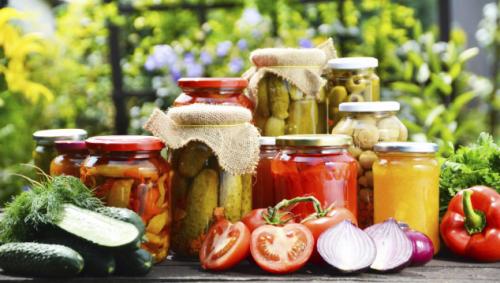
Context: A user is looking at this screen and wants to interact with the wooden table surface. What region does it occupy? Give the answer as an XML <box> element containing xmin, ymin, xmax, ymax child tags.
<box><xmin>0</xmin><ymin>255</ymin><xmax>498</xmax><ymax>282</ymax></box>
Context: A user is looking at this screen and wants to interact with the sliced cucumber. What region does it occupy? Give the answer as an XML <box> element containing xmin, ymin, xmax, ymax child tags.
<box><xmin>56</xmin><ymin>204</ymin><xmax>140</xmax><ymax>249</ymax></box>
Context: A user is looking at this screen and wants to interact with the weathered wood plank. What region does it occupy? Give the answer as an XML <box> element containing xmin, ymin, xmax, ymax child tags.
<box><xmin>0</xmin><ymin>258</ymin><xmax>499</xmax><ymax>282</ymax></box>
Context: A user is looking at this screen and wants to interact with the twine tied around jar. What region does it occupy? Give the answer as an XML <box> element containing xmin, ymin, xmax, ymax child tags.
<box><xmin>242</xmin><ymin>38</ymin><xmax>337</xmax><ymax>102</ymax></box>
<box><xmin>144</xmin><ymin>104</ymin><xmax>260</xmax><ymax>175</ymax></box>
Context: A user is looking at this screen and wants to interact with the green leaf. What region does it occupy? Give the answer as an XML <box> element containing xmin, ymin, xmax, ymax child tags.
<box><xmin>390</xmin><ymin>81</ymin><xmax>421</xmax><ymax>95</ymax></box>
<box><xmin>458</xmin><ymin>47</ymin><xmax>479</xmax><ymax>63</ymax></box>
<box><xmin>425</xmin><ymin>105</ymin><xmax>445</xmax><ymax>127</ymax></box>
<box><xmin>448</xmin><ymin>91</ymin><xmax>476</xmax><ymax>121</ymax></box>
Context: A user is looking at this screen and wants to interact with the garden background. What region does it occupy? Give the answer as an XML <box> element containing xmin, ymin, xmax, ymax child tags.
<box><xmin>0</xmin><ymin>0</ymin><xmax>498</xmax><ymax>204</ymax></box>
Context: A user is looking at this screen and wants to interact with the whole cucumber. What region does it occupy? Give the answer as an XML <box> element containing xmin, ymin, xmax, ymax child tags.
<box><xmin>114</xmin><ymin>248</ymin><xmax>153</xmax><ymax>276</ymax></box>
<box><xmin>240</xmin><ymin>174</ymin><xmax>253</xmax><ymax>216</ymax></box>
<box><xmin>219</xmin><ymin>172</ymin><xmax>243</xmax><ymax>222</ymax></box>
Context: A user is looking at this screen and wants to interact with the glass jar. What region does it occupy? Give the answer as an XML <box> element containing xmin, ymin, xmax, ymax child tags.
<box><xmin>271</xmin><ymin>135</ymin><xmax>357</xmax><ymax>220</ymax></box>
<box><xmin>33</xmin><ymin>129</ymin><xmax>87</xmax><ymax>176</ymax></box>
<box><xmin>174</xmin><ymin>77</ymin><xmax>254</xmax><ymax>111</ymax></box>
<box><xmin>50</xmin><ymin>141</ymin><xmax>88</xmax><ymax>177</ymax></box>
<box><xmin>323</xmin><ymin>57</ymin><xmax>380</xmax><ymax>129</ymax></box>
<box><xmin>254</xmin><ymin>73</ymin><xmax>328</xmax><ymax>136</ymax></box>
<box><xmin>331</xmin><ymin>102</ymin><xmax>407</xmax><ymax>228</ymax></box>
<box><xmin>373</xmin><ymin>142</ymin><xmax>440</xmax><ymax>252</ymax></box>
<box><xmin>253</xmin><ymin>137</ymin><xmax>279</xmax><ymax>208</ymax></box>
<box><xmin>170</xmin><ymin>141</ymin><xmax>252</xmax><ymax>257</ymax></box>
<box><xmin>81</xmin><ymin>136</ymin><xmax>171</xmax><ymax>262</ymax></box>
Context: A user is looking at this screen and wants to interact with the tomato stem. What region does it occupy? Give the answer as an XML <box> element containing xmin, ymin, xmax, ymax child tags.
<box><xmin>462</xmin><ymin>190</ymin><xmax>486</xmax><ymax>235</ymax></box>
<box><xmin>263</xmin><ymin>196</ymin><xmax>324</xmax><ymax>225</ymax></box>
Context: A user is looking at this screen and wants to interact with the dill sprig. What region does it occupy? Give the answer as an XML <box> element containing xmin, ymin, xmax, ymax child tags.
<box><xmin>0</xmin><ymin>175</ymin><xmax>104</xmax><ymax>243</ymax></box>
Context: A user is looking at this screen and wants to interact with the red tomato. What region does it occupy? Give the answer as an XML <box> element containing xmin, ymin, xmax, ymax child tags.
<box><xmin>250</xmin><ymin>223</ymin><xmax>314</xmax><ymax>274</ymax></box>
<box><xmin>302</xmin><ymin>208</ymin><xmax>357</xmax><ymax>264</ymax></box>
<box><xmin>199</xmin><ymin>220</ymin><xmax>250</xmax><ymax>271</ymax></box>
<box><xmin>241</xmin><ymin>209</ymin><xmax>295</xmax><ymax>232</ymax></box>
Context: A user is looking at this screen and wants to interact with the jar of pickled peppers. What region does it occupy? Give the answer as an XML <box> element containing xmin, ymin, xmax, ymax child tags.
<box><xmin>323</xmin><ymin>57</ymin><xmax>380</xmax><ymax>128</ymax></box>
<box><xmin>50</xmin><ymin>141</ymin><xmax>88</xmax><ymax>177</ymax></box>
<box><xmin>80</xmin><ymin>136</ymin><xmax>171</xmax><ymax>262</ymax></box>
<box><xmin>174</xmin><ymin>78</ymin><xmax>254</xmax><ymax>111</ymax></box>
<box><xmin>253</xmin><ymin>136</ymin><xmax>279</xmax><ymax>209</ymax></box>
<box><xmin>33</xmin><ymin>129</ymin><xmax>87</xmax><ymax>176</ymax></box>
<box><xmin>331</xmin><ymin>102</ymin><xmax>407</xmax><ymax>228</ymax></box>
<box><xmin>271</xmin><ymin>134</ymin><xmax>358</xmax><ymax>220</ymax></box>
<box><xmin>373</xmin><ymin>142</ymin><xmax>440</xmax><ymax>252</ymax></box>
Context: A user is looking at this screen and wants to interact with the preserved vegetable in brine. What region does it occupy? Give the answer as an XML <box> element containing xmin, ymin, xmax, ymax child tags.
<box><xmin>50</xmin><ymin>141</ymin><xmax>88</xmax><ymax>178</ymax></box>
<box><xmin>252</xmin><ymin>137</ymin><xmax>278</xmax><ymax>209</ymax></box>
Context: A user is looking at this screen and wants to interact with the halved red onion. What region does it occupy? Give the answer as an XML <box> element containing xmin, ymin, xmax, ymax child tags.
<box><xmin>317</xmin><ymin>220</ymin><xmax>376</xmax><ymax>273</ymax></box>
<box><xmin>365</xmin><ymin>218</ymin><xmax>413</xmax><ymax>272</ymax></box>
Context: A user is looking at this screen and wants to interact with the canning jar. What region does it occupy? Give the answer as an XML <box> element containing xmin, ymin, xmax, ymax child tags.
<box><xmin>50</xmin><ymin>141</ymin><xmax>88</xmax><ymax>177</ymax></box>
<box><xmin>33</xmin><ymin>129</ymin><xmax>87</xmax><ymax>176</ymax></box>
<box><xmin>324</xmin><ymin>57</ymin><xmax>380</xmax><ymax>128</ymax></box>
<box><xmin>253</xmin><ymin>137</ymin><xmax>279</xmax><ymax>208</ymax></box>
<box><xmin>174</xmin><ymin>77</ymin><xmax>254</xmax><ymax>111</ymax></box>
<box><xmin>254</xmin><ymin>73</ymin><xmax>328</xmax><ymax>136</ymax></box>
<box><xmin>373</xmin><ymin>142</ymin><xmax>440</xmax><ymax>252</ymax></box>
<box><xmin>271</xmin><ymin>135</ymin><xmax>357</xmax><ymax>220</ymax></box>
<box><xmin>81</xmin><ymin>136</ymin><xmax>171</xmax><ymax>262</ymax></box>
<box><xmin>170</xmin><ymin>141</ymin><xmax>253</xmax><ymax>257</ymax></box>
<box><xmin>331</xmin><ymin>102</ymin><xmax>407</xmax><ymax>228</ymax></box>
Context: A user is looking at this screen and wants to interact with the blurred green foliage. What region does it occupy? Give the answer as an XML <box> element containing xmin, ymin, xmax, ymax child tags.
<box><xmin>0</xmin><ymin>0</ymin><xmax>497</xmax><ymax>204</ymax></box>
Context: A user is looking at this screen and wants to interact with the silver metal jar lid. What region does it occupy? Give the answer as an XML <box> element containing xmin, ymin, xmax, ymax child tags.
<box><xmin>276</xmin><ymin>134</ymin><xmax>352</xmax><ymax>147</ymax></box>
<box><xmin>374</xmin><ymin>142</ymin><xmax>438</xmax><ymax>153</ymax></box>
<box><xmin>260</xmin><ymin>136</ymin><xmax>276</xmax><ymax>146</ymax></box>
<box><xmin>339</xmin><ymin>102</ymin><xmax>400</xmax><ymax>112</ymax></box>
<box><xmin>33</xmin><ymin>129</ymin><xmax>88</xmax><ymax>145</ymax></box>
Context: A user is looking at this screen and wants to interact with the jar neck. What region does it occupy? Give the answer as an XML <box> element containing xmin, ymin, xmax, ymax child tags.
<box><xmin>181</xmin><ymin>87</ymin><xmax>244</xmax><ymax>97</ymax></box>
<box><xmin>58</xmin><ymin>150</ymin><xmax>89</xmax><ymax>157</ymax></box>
<box><xmin>331</xmin><ymin>68</ymin><xmax>374</xmax><ymax>76</ymax></box>
<box><xmin>282</xmin><ymin>146</ymin><xmax>348</xmax><ymax>155</ymax></box>
<box><xmin>90</xmin><ymin>150</ymin><xmax>161</xmax><ymax>159</ymax></box>
<box><xmin>347</xmin><ymin>111</ymin><xmax>397</xmax><ymax>118</ymax></box>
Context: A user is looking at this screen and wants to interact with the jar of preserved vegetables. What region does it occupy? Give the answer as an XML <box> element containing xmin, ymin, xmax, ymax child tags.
<box><xmin>33</xmin><ymin>129</ymin><xmax>87</xmax><ymax>176</ymax></box>
<box><xmin>331</xmin><ymin>102</ymin><xmax>407</xmax><ymax>228</ymax></box>
<box><xmin>174</xmin><ymin>78</ymin><xmax>254</xmax><ymax>111</ymax></box>
<box><xmin>253</xmin><ymin>137</ymin><xmax>279</xmax><ymax>208</ymax></box>
<box><xmin>324</xmin><ymin>57</ymin><xmax>380</xmax><ymax>128</ymax></box>
<box><xmin>373</xmin><ymin>142</ymin><xmax>440</xmax><ymax>252</ymax></box>
<box><xmin>81</xmin><ymin>136</ymin><xmax>171</xmax><ymax>262</ymax></box>
<box><xmin>144</xmin><ymin>104</ymin><xmax>260</xmax><ymax>258</ymax></box>
<box><xmin>50</xmin><ymin>141</ymin><xmax>88</xmax><ymax>177</ymax></box>
<box><xmin>272</xmin><ymin>134</ymin><xmax>357</xmax><ymax>220</ymax></box>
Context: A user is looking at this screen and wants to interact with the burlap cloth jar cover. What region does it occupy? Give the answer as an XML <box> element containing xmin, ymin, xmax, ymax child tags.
<box><xmin>144</xmin><ymin>104</ymin><xmax>260</xmax><ymax>175</ymax></box>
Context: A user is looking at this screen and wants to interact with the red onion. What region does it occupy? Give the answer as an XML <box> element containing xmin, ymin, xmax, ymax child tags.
<box><xmin>317</xmin><ymin>220</ymin><xmax>376</xmax><ymax>273</ymax></box>
<box><xmin>365</xmin><ymin>218</ymin><xmax>412</xmax><ymax>272</ymax></box>
<box><xmin>399</xmin><ymin>225</ymin><xmax>434</xmax><ymax>266</ymax></box>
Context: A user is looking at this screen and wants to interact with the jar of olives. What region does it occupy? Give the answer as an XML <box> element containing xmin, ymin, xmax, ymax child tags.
<box><xmin>50</xmin><ymin>141</ymin><xmax>88</xmax><ymax>177</ymax></box>
<box><xmin>331</xmin><ymin>102</ymin><xmax>407</xmax><ymax>228</ymax></box>
<box><xmin>324</xmin><ymin>57</ymin><xmax>380</xmax><ymax>129</ymax></box>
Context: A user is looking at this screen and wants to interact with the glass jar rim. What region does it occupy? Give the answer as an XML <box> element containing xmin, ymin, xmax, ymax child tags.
<box><xmin>327</xmin><ymin>57</ymin><xmax>378</xmax><ymax>70</ymax></box>
<box><xmin>178</xmin><ymin>78</ymin><xmax>248</xmax><ymax>89</ymax></box>
<box><xmin>33</xmin><ymin>129</ymin><xmax>88</xmax><ymax>145</ymax></box>
<box><xmin>86</xmin><ymin>135</ymin><xmax>164</xmax><ymax>152</ymax></box>
<box><xmin>260</xmin><ymin>136</ymin><xmax>276</xmax><ymax>146</ymax></box>
<box><xmin>339</xmin><ymin>102</ymin><xmax>400</xmax><ymax>112</ymax></box>
<box><xmin>276</xmin><ymin>134</ymin><xmax>352</xmax><ymax>147</ymax></box>
<box><xmin>374</xmin><ymin>142</ymin><xmax>438</xmax><ymax>153</ymax></box>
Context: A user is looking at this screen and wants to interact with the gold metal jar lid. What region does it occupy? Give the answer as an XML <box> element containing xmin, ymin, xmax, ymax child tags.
<box><xmin>276</xmin><ymin>134</ymin><xmax>352</xmax><ymax>147</ymax></box>
<box><xmin>374</xmin><ymin>142</ymin><xmax>438</xmax><ymax>153</ymax></box>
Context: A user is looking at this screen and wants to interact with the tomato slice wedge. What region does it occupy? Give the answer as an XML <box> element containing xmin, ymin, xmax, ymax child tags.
<box><xmin>199</xmin><ymin>220</ymin><xmax>250</xmax><ymax>271</ymax></box>
<box><xmin>250</xmin><ymin>223</ymin><xmax>314</xmax><ymax>274</ymax></box>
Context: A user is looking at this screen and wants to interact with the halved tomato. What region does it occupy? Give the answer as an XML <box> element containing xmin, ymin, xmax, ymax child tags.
<box><xmin>199</xmin><ymin>220</ymin><xmax>250</xmax><ymax>271</ymax></box>
<box><xmin>250</xmin><ymin>223</ymin><xmax>314</xmax><ymax>274</ymax></box>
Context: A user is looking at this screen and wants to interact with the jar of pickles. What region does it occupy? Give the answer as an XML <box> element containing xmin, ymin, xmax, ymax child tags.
<box><xmin>50</xmin><ymin>141</ymin><xmax>88</xmax><ymax>177</ymax></box>
<box><xmin>331</xmin><ymin>102</ymin><xmax>407</xmax><ymax>228</ymax></box>
<box><xmin>33</xmin><ymin>129</ymin><xmax>87</xmax><ymax>175</ymax></box>
<box><xmin>253</xmin><ymin>137</ymin><xmax>279</xmax><ymax>208</ymax></box>
<box><xmin>271</xmin><ymin>135</ymin><xmax>358</xmax><ymax>220</ymax></box>
<box><xmin>80</xmin><ymin>136</ymin><xmax>171</xmax><ymax>262</ymax></box>
<box><xmin>143</xmin><ymin>104</ymin><xmax>260</xmax><ymax>258</ymax></box>
<box><xmin>324</xmin><ymin>57</ymin><xmax>380</xmax><ymax>128</ymax></box>
<box><xmin>373</xmin><ymin>142</ymin><xmax>440</xmax><ymax>252</ymax></box>
<box><xmin>174</xmin><ymin>78</ymin><xmax>254</xmax><ymax>111</ymax></box>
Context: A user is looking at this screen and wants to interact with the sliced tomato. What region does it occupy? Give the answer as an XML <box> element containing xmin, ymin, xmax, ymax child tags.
<box><xmin>199</xmin><ymin>220</ymin><xmax>250</xmax><ymax>271</ymax></box>
<box><xmin>250</xmin><ymin>223</ymin><xmax>314</xmax><ymax>274</ymax></box>
<box><xmin>241</xmin><ymin>208</ymin><xmax>295</xmax><ymax>233</ymax></box>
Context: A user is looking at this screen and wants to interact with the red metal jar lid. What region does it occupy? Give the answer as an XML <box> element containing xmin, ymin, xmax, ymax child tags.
<box><xmin>86</xmin><ymin>135</ymin><xmax>165</xmax><ymax>152</ymax></box>
<box><xmin>178</xmin><ymin>78</ymin><xmax>248</xmax><ymax>89</ymax></box>
<box><xmin>55</xmin><ymin>140</ymin><xmax>87</xmax><ymax>152</ymax></box>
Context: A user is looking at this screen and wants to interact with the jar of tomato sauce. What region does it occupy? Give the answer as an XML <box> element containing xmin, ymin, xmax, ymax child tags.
<box><xmin>373</xmin><ymin>142</ymin><xmax>440</xmax><ymax>252</ymax></box>
<box><xmin>174</xmin><ymin>78</ymin><xmax>254</xmax><ymax>111</ymax></box>
<box><xmin>272</xmin><ymin>135</ymin><xmax>358</xmax><ymax>220</ymax></box>
<box><xmin>253</xmin><ymin>137</ymin><xmax>279</xmax><ymax>208</ymax></box>
<box><xmin>50</xmin><ymin>141</ymin><xmax>88</xmax><ymax>177</ymax></box>
<box><xmin>33</xmin><ymin>129</ymin><xmax>87</xmax><ymax>176</ymax></box>
<box><xmin>81</xmin><ymin>136</ymin><xmax>171</xmax><ymax>262</ymax></box>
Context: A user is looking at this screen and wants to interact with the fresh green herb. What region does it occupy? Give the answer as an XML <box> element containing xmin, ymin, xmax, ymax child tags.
<box><xmin>440</xmin><ymin>132</ymin><xmax>500</xmax><ymax>216</ymax></box>
<box><xmin>0</xmin><ymin>175</ymin><xmax>103</xmax><ymax>243</ymax></box>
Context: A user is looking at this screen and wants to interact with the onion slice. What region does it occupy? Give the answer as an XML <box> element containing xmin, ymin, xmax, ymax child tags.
<box><xmin>317</xmin><ymin>220</ymin><xmax>376</xmax><ymax>273</ymax></box>
<box><xmin>365</xmin><ymin>218</ymin><xmax>413</xmax><ymax>272</ymax></box>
